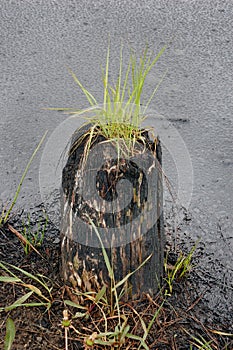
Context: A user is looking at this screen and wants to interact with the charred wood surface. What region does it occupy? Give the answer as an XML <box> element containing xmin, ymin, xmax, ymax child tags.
<box><xmin>60</xmin><ymin>125</ymin><xmax>164</xmax><ymax>300</ymax></box>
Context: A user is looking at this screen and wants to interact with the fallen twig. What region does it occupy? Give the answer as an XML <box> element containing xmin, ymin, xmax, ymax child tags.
<box><xmin>7</xmin><ymin>224</ymin><xmax>44</xmax><ymax>259</ymax></box>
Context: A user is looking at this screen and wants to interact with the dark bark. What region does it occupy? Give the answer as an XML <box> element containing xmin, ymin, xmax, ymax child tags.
<box><xmin>60</xmin><ymin>125</ymin><xmax>164</xmax><ymax>300</ymax></box>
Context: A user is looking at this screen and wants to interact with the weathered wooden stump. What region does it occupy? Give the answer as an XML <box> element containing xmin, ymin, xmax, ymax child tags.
<box><xmin>60</xmin><ymin>124</ymin><xmax>164</xmax><ymax>300</ymax></box>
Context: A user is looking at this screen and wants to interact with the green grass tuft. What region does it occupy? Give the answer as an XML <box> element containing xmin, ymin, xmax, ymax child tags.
<box><xmin>49</xmin><ymin>44</ymin><xmax>167</xmax><ymax>158</ymax></box>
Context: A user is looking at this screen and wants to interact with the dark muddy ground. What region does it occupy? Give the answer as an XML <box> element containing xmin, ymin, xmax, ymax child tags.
<box><xmin>0</xmin><ymin>210</ymin><xmax>232</xmax><ymax>350</ymax></box>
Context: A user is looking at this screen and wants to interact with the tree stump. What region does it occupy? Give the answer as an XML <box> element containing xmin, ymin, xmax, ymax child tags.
<box><xmin>60</xmin><ymin>124</ymin><xmax>164</xmax><ymax>300</ymax></box>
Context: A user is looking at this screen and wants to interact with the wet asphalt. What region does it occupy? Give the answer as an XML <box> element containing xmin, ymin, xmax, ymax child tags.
<box><xmin>0</xmin><ymin>1</ymin><xmax>233</xmax><ymax>320</ymax></box>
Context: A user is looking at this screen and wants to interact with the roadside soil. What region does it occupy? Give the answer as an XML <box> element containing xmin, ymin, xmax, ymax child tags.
<box><xmin>0</xmin><ymin>212</ymin><xmax>232</xmax><ymax>350</ymax></box>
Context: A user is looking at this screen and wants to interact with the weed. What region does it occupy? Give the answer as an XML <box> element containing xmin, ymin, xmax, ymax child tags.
<box><xmin>20</xmin><ymin>211</ymin><xmax>48</xmax><ymax>255</ymax></box>
<box><xmin>164</xmin><ymin>243</ymin><xmax>198</xmax><ymax>296</ymax></box>
<box><xmin>190</xmin><ymin>331</ymin><xmax>233</xmax><ymax>350</ymax></box>
<box><xmin>48</xmin><ymin>44</ymin><xmax>167</xmax><ymax>160</ymax></box>
<box><xmin>4</xmin><ymin>317</ymin><xmax>15</xmax><ymax>350</ymax></box>
<box><xmin>0</xmin><ymin>132</ymin><xmax>47</xmax><ymax>228</ymax></box>
<box><xmin>0</xmin><ymin>261</ymin><xmax>53</xmax><ymax>311</ymax></box>
<box><xmin>0</xmin><ymin>261</ymin><xmax>53</xmax><ymax>349</ymax></box>
<box><xmin>190</xmin><ymin>334</ymin><xmax>215</xmax><ymax>349</ymax></box>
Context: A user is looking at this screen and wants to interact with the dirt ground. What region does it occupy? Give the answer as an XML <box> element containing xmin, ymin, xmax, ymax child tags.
<box><xmin>0</xmin><ymin>213</ymin><xmax>232</xmax><ymax>350</ymax></box>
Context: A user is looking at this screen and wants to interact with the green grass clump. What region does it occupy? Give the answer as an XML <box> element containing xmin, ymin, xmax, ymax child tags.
<box><xmin>164</xmin><ymin>243</ymin><xmax>198</xmax><ymax>296</ymax></box>
<box><xmin>49</xmin><ymin>44</ymin><xmax>166</xmax><ymax>158</ymax></box>
<box><xmin>0</xmin><ymin>261</ymin><xmax>53</xmax><ymax>312</ymax></box>
<box><xmin>20</xmin><ymin>211</ymin><xmax>48</xmax><ymax>255</ymax></box>
<box><xmin>0</xmin><ymin>261</ymin><xmax>53</xmax><ymax>350</ymax></box>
